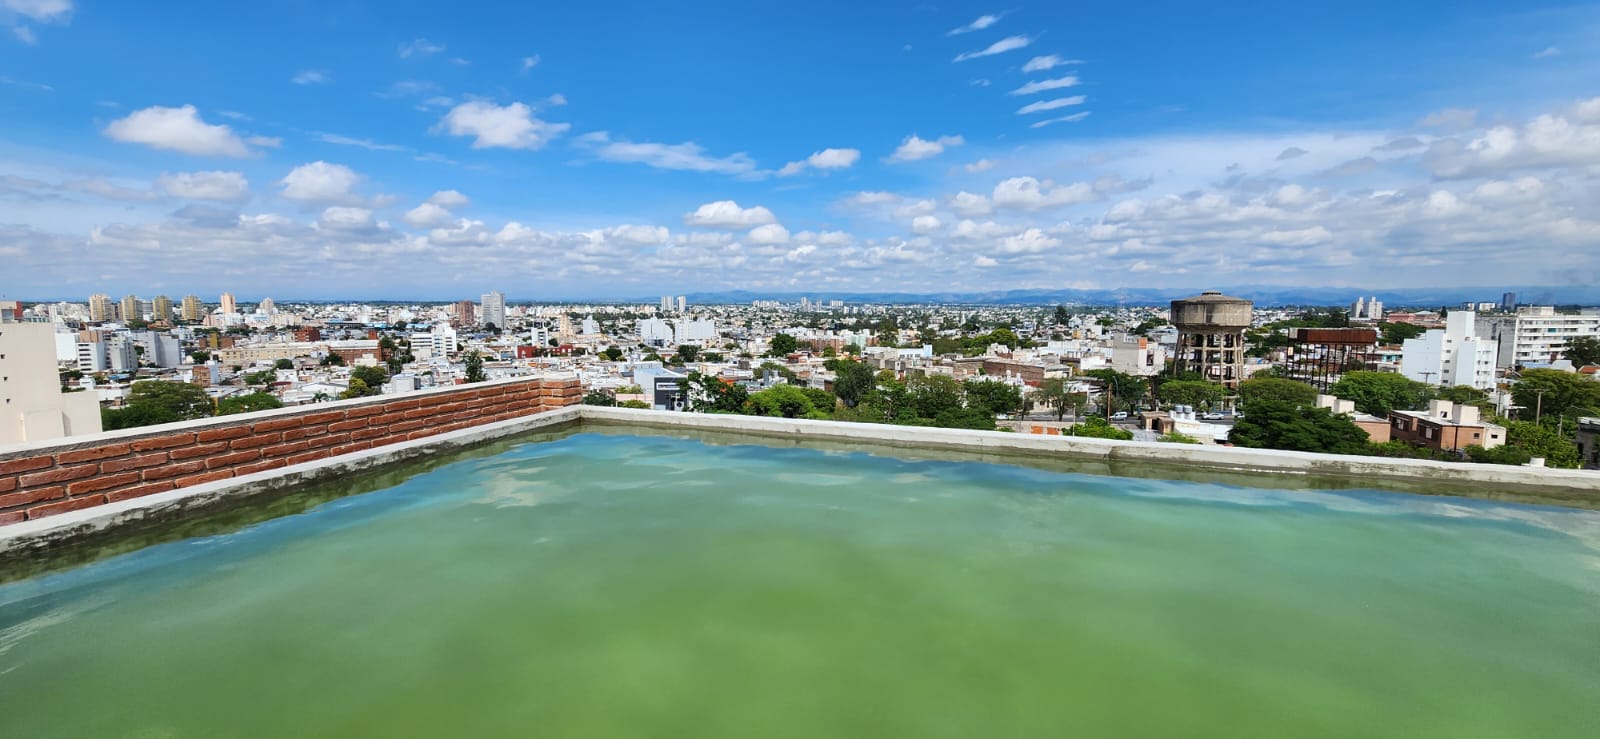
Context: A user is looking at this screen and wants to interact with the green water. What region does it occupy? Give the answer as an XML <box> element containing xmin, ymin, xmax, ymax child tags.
<box><xmin>1</xmin><ymin>434</ymin><xmax>1597</xmax><ymax>738</ymax></box>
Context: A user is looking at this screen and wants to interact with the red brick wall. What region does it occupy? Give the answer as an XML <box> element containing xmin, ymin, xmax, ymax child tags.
<box><xmin>0</xmin><ymin>378</ymin><xmax>582</xmax><ymax>526</ymax></box>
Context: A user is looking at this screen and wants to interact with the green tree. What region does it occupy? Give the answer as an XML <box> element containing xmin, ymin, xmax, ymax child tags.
<box><xmin>582</xmin><ymin>389</ymin><xmax>618</xmax><ymax>407</ymax></box>
<box><xmin>964</xmin><ymin>379</ymin><xmax>1024</xmax><ymax>417</ymax></box>
<box><xmin>826</xmin><ymin>358</ymin><xmax>877</xmax><ymax>408</ymax></box>
<box><xmin>1512</xmin><ymin>368</ymin><xmax>1600</xmax><ymax>424</ymax></box>
<box><xmin>746</xmin><ymin>384</ymin><xmax>825</xmax><ymax>419</ymax></box>
<box><xmin>1329</xmin><ymin>371</ymin><xmax>1432</xmax><ymax>416</ymax></box>
<box><xmin>351</xmin><ymin>365</ymin><xmax>389</xmax><ymax>390</ymax></box>
<box><xmin>463</xmin><ymin>351</ymin><xmax>487</xmax><ymax>383</ymax></box>
<box><xmin>1084</xmin><ymin>369</ymin><xmax>1147</xmax><ymax>414</ymax></box>
<box><xmin>1156</xmin><ymin>379</ymin><xmax>1226</xmax><ymax>409</ymax></box>
<box><xmin>675</xmin><ymin>345</ymin><xmax>700</xmax><ymax>364</ymax></box>
<box><xmin>320</xmin><ymin>353</ymin><xmax>346</xmax><ymax>367</ymax></box>
<box><xmin>1065</xmin><ymin>417</ymin><xmax>1133</xmax><ymax>440</ymax></box>
<box><xmin>758</xmin><ymin>361</ymin><xmax>798</xmax><ymax>384</ymax></box>
<box><xmin>1500</xmin><ymin>420</ymin><xmax>1581</xmax><ymax>468</ymax></box>
<box><xmin>1034</xmin><ymin>377</ymin><xmax>1086</xmax><ymax>422</ymax></box>
<box><xmin>601</xmin><ymin>345</ymin><xmax>624</xmax><ymax>361</ymax></box>
<box><xmin>1236</xmin><ymin>376</ymin><xmax>1318</xmax><ymax>407</ymax></box>
<box><xmin>274</xmin><ymin>358</ymin><xmax>294</xmax><ymax>370</ymax></box>
<box><xmin>1564</xmin><ymin>336</ymin><xmax>1600</xmax><ymax>366</ymax></box>
<box><xmin>1053</xmin><ymin>305</ymin><xmax>1070</xmax><ymax>325</ymax></box>
<box><xmin>1378</xmin><ymin>322</ymin><xmax>1426</xmax><ymax>345</ymax></box>
<box><xmin>339</xmin><ymin>378</ymin><xmax>372</xmax><ymax>400</ymax></box>
<box><xmin>620</xmin><ymin>399</ymin><xmax>650</xmax><ymax>409</ymax></box>
<box><xmin>1435</xmin><ymin>385</ymin><xmax>1488</xmax><ymax>404</ymax></box>
<box><xmin>1159</xmin><ymin>431</ymin><xmax>1201</xmax><ymax>444</ymax></box>
<box><xmin>102</xmin><ymin>380</ymin><xmax>213</xmax><ymax>429</ymax></box>
<box><xmin>769</xmin><ymin>333</ymin><xmax>799</xmax><ymax>357</ymax></box>
<box><xmin>242</xmin><ymin>369</ymin><xmax>276</xmax><ymax>386</ymax></box>
<box><xmin>217</xmin><ymin>391</ymin><xmax>284</xmax><ymax>415</ymax></box>
<box><xmin>679</xmin><ymin>371</ymin><xmax>750</xmax><ymax>413</ymax></box>
<box><xmin>1228</xmin><ymin>400</ymin><xmax>1371</xmax><ymax>454</ymax></box>
<box><xmin>189</xmin><ymin>350</ymin><xmax>211</xmax><ymax>364</ymax></box>
<box><xmin>907</xmin><ymin>374</ymin><xmax>965</xmax><ymax>419</ymax></box>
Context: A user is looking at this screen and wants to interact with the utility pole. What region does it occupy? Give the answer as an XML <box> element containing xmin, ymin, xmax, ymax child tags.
<box><xmin>1534</xmin><ymin>387</ymin><xmax>1548</xmax><ymax>424</ymax></box>
<box><xmin>1419</xmin><ymin>371</ymin><xmax>1437</xmax><ymax>386</ymax></box>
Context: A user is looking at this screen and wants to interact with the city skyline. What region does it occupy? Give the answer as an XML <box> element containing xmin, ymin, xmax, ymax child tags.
<box><xmin>3</xmin><ymin>1</ymin><xmax>1600</xmax><ymax>299</ymax></box>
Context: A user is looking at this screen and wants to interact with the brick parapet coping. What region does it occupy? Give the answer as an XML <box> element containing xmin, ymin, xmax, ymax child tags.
<box><xmin>0</xmin><ymin>377</ymin><xmax>582</xmax><ymax>525</ymax></box>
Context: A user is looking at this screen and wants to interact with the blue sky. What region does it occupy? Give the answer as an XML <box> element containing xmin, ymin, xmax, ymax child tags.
<box><xmin>2</xmin><ymin>0</ymin><xmax>1599</xmax><ymax>300</ymax></box>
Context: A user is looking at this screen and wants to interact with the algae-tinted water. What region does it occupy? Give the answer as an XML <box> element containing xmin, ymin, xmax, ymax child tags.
<box><xmin>1</xmin><ymin>433</ymin><xmax>1597</xmax><ymax>738</ymax></box>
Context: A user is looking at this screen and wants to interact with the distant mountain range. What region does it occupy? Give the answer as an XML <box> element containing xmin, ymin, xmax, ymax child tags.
<box><xmin>664</xmin><ymin>285</ymin><xmax>1600</xmax><ymax>308</ymax></box>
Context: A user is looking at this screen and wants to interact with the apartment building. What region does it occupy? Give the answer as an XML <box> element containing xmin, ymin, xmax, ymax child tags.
<box><xmin>1389</xmin><ymin>400</ymin><xmax>1506</xmax><ymax>453</ymax></box>
<box><xmin>1479</xmin><ymin>306</ymin><xmax>1600</xmax><ymax>368</ymax></box>
<box><xmin>0</xmin><ymin>322</ymin><xmax>103</xmax><ymax>445</ymax></box>
<box><xmin>1400</xmin><ymin>311</ymin><xmax>1498</xmax><ymax>390</ymax></box>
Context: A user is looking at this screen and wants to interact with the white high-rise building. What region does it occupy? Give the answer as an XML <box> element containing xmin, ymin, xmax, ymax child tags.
<box><xmin>1480</xmin><ymin>306</ymin><xmax>1600</xmax><ymax>368</ymax></box>
<box><xmin>480</xmin><ymin>291</ymin><xmax>506</xmax><ymax>330</ymax></box>
<box><xmin>0</xmin><ymin>322</ymin><xmax>102</xmax><ymax>444</ymax></box>
<box><xmin>660</xmin><ymin>296</ymin><xmax>672</xmax><ymax>312</ymax></box>
<box><xmin>429</xmin><ymin>323</ymin><xmax>458</xmax><ymax>359</ymax></box>
<box><xmin>1350</xmin><ymin>296</ymin><xmax>1383</xmax><ymax>322</ymax></box>
<box><xmin>677</xmin><ymin>296</ymin><xmax>686</xmax><ymax>313</ymax></box>
<box><xmin>1400</xmin><ymin>311</ymin><xmax>1498</xmax><ymax>390</ymax></box>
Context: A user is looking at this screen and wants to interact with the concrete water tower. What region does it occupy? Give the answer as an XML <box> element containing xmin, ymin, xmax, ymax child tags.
<box><xmin>1171</xmin><ymin>291</ymin><xmax>1253</xmax><ymax>388</ymax></box>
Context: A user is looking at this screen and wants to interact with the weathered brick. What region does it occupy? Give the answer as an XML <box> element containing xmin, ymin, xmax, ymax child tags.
<box><xmin>0</xmin><ymin>455</ymin><xmax>55</xmax><ymax>475</ymax></box>
<box><xmin>142</xmin><ymin>460</ymin><xmax>208</xmax><ymax>481</ymax></box>
<box><xmin>286</xmin><ymin>449</ymin><xmax>333</xmax><ymax>466</ymax></box>
<box><xmin>172</xmin><ymin>469</ymin><xmax>234</xmax><ymax>487</ymax></box>
<box><xmin>233</xmin><ymin>459</ymin><xmax>285</xmax><ymax>476</ymax></box>
<box><xmin>305</xmin><ymin>432</ymin><xmax>351</xmax><ymax>449</ymax></box>
<box><xmin>402</xmin><ymin>407</ymin><xmax>440</xmax><ymax>420</ymax></box>
<box><xmin>67</xmin><ymin>471</ymin><xmax>142</xmax><ymax>496</ymax></box>
<box><xmin>19</xmin><ymin>463</ymin><xmax>98</xmax><ymax>487</ymax></box>
<box><xmin>344</xmin><ymin>405</ymin><xmax>384</xmax><ymax>419</ymax></box>
<box><xmin>0</xmin><ymin>477</ymin><xmax>14</xmax><ymax>493</ymax></box>
<box><xmin>367</xmin><ymin>412</ymin><xmax>407</xmax><ymax>426</ymax></box>
<box><xmin>388</xmin><ymin>419</ymin><xmax>426</xmax><ymax>434</ymax></box>
<box><xmin>252</xmin><ymin>417</ymin><xmax>303</xmax><ymax>433</ymax></box>
<box><xmin>383</xmin><ymin>399</ymin><xmax>424</xmax><ymax>411</ymax></box>
<box><xmin>300</xmin><ymin>411</ymin><xmax>346</xmax><ymax>426</ymax></box>
<box><xmin>27</xmin><ymin>494</ymin><xmax>107</xmax><ymax>520</ymax></box>
<box><xmin>168</xmin><ymin>442</ymin><xmax>230</xmax><ymax>461</ymax></box>
<box><xmin>106</xmin><ymin>481</ymin><xmax>177</xmax><ymax>503</ymax></box>
<box><xmin>229</xmin><ymin>432</ymin><xmax>282</xmax><ymax>450</ymax></box>
<box><xmin>206</xmin><ymin>450</ymin><xmax>261</xmax><ymax>469</ymax></box>
<box><xmin>129</xmin><ymin>432</ymin><xmax>196</xmax><ymax>452</ymax></box>
<box><xmin>0</xmin><ymin>486</ymin><xmax>65</xmax><ymax>509</ymax></box>
<box><xmin>331</xmin><ymin>441</ymin><xmax>374</xmax><ymax>456</ymax></box>
<box><xmin>0</xmin><ymin>511</ymin><xmax>25</xmax><ymax>526</ymax></box>
<box><xmin>262</xmin><ymin>440</ymin><xmax>311</xmax><ymax>458</ymax></box>
<box><xmin>100</xmin><ymin>452</ymin><xmax>169</xmax><ymax>474</ymax></box>
<box><xmin>406</xmin><ymin>429</ymin><xmax>443</xmax><ymax>441</ymax></box>
<box><xmin>196</xmin><ymin>426</ymin><xmax>251</xmax><ymax>443</ymax></box>
<box><xmin>350</xmin><ymin>427</ymin><xmax>388</xmax><ymax>441</ymax></box>
<box><xmin>280</xmin><ymin>427</ymin><xmax>310</xmax><ymax>441</ymax></box>
<box><xmin>328</xmin><ymin>419</ymin><xmax>368</xmax><ymax>433</ymax></box>
<box><xmin>57</xmin><ymin>444</ymin><xmax>131</xmax><ymax>464</ymax></box>
<box><xmin>300</xmin><ymin>425</ymin><xmax>329</xmax><ymax>437</ymax></box>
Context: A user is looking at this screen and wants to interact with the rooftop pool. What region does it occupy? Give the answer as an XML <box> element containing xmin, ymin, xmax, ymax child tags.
<box><xmin>2</xmin><ymin>430</ymin><xmax>1597</xmax><ymax>737</ymax></box>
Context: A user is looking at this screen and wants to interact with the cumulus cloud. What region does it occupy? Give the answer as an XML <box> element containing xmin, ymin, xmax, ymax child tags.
<box><xmin>1424</xmin><ymin>104</ymin><xmax>1600</xmax><ymax>179</ymax></box>
<box><xmin>279</xmin><ymin>161</ymin><xmax>362</xmax><ymax>203</ymax></box>
<box><xmin>911</xmin><ymin>215</ymin><xmax>942</xmax><ymax>234</ymax></box>
<box><xmin>992</xmin><ymin>176</ymin><xmax>1097</xmax><ymax>210</ymax></box>
<box><xmin>439</xmin><ymin>100</ymin><xmax>569</xmax><ymax>150</ymax></box>
<box><xmin>684</xmin><ymin>200</ymin><xmax>777</xmax><ymax>228</ymax></box>
<box><xmin>316</xmin><ymin>206</ymin><xmax>376</xmax><ymax>232</ymax></box>
<box><xmin>291</xmin><ymin>69</ymin><xmax>330</xmax><ymax>85</ymax></box>
<box><xmin>1276</xmin><ymin>146</ymin><xmax>1309</xmax><ymax>160</ymax></box>
<box><xmin>888</xmin><ymin>133</ymin><xmax>964</xmax><ymax>162</ymax></box>
<box><xmin>747</xmin><ymin>223</ymin><xmax>791</xmax><ymax>245</ymax></box>
<box><xmin>156</xmin><ymin>171</ymin><xmax>249</xmax><ymax>202</ymax></box>
<box><xmin>64</xmin><ymin>178</ymin><xmax>155</xmax><ymax>201</ymax></box>
<box><xmin>1419</xmin><ymin>107</ymin><xmax>1478</xmax><ymax>130</ymax></box>
<box><xmin>403</xmin><ymin>202</ymin><xmax>453</xmax><ymax>228</ymax></box>
<box><xmin>953</xmin><ymin>35</ymin><xmax>1030</xmax><ymax>62</ymax></box>
<box><xmin>4</xmin><ymin>0</ymin><xmax>71</xmax><ymax>43</ymax></box>
<box><xmin>103</xmin><ymin>105</ymin><xmax>255</xmax><ymax>157</ymax></box>
<box><xmin>1010</xmin><ymin>75</ymin><xmax>1079</xmax><ymax>96</ymax></box>
<box><xmin>965</xmin><ymin>159</ymin><xmax>996</xmax><ymax>173</ymax></box>
<box><xmin>778</xmin><ymin>147</ymin><xmax>861</xmax><ymax>176</ymax></box>
<box><xmin>578</xmin><ymin>132</ymin><xmax>757</xmax><ymax>175</ymax></box>
<box><xmin>428</xmin><ymin>189</ymin><xmax>469</xmax><ymax>207</ymax></box>
<box><xmin>847</xmin><ymin>191</ymin><xmax>902</xmax><ymax>206</ymax></box>
<box><xmin>1022</xmin><ymin>55</ymin><xmax>1080</xmax><ymax>73</ymax></box>
<box><xmin>1017</xmin><ymin>96</ymin><xmax>1086</xmax><ymax>115</ymax></box>
<box><xmin>950</xmin><ymin>191</ymin><xmax>992</xmax><ymax>217</ymax></box>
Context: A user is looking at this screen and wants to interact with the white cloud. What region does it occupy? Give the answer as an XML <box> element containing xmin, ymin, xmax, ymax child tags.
<box><xmin>1258</xmin><ymin>226</ymin><xmax>1333</xmax><ymax>247</ymax></box>
<box><xmin>428</xmin><ymin>189</ymin><xmax>470</xmax><ymax>207</ymax></box>
<box><xmin>1424</xmin><ymin>106</ymin><xmax>1600</xmax><ymax>179</ymax></box>
<box><xmin>103</xmin><ymin>105</ymin><xmax>254</xmax><ymax>157</ymax></box>
<box><xmin>12</xmin><ymin>23</ymin><xmax>33</xmax><ymax>43</ymax></box>
<box><xmin>291</xmin><ymin>69</ymin><xmax>330</xmax><ymax>85</ymax></box>
<box><xmin>1017</xmin><ymin>96</ymin><xmax>1087</xmax><ymax>115</ymax></box>
<box><xmin>247</xmin><ymin>135</ymin><xmax>281</xmax><ymax>148</ymax></box>
<box><xmin>1022</xmin><ymin>55</ymin><xmax>1080</xmax><ymax>73</ymax></box>
<box><xmin>403</xmin><ymin>202</ymin><xmax>453</xmax><ymax>228</ymax></box>
<box><xmin>973</xmin><ymin>255</ymin><xmax>998</xmax><ymax>268</ymax></box>
<box><xmin>578</xmin><ymin>132</ymin><xmax>758</xmax><ymax>176</ymax></box>
<box><xmin>1276</xmin><ymin>146</ymin><xmax>1309</xmax><ymax>160</ymax></box>
<box><xmin>279</xmin><ymin>161</ymin><xmax>362</xmax><ymax>203</ymax></box>
<box><xmin>947</xmin><ymin>13</ymin><xmax>1004</xmax><ymax>36</ymax></box>
<box><xmin>156</xmin><ymin>171</ymin><xmax>249</xmax><ymax>202</ymax></box>
<box><xmin>64</xmin><ymin>178</ymin><xmax>155</xmax><ymax>201</ymax></box>
<box><xmin>1029</xmin><ymin>111</ymin><xmax>1091</xmax><ymax>128</ymax></box>
<box><xmin>521</xmin><ymin>55</ymin><xmax>540</xmax><ymax>72</ymax></box>
<box><xmin>911</xmin><ymin>215</ymin><xmax>942</xmax><ymax>234</ymax></box>
<box><xmin>1010</xmin><ymin>75</ymin><xmax>1079</xmax><ymax>96</ymax></box>
<box><xmin>439</xmin><ymin>100</ymin><xmax>569</xmax><ymax>150</ymax></box>
<box><xmin>398</xmin><ymin>38</ymin><xmax>445</xmax><ymax>58</ymax></box>
<box><xmin>1533</xmin><ymin>46</ymin><xmax>1560</xmax><ymax>59</ymax></box>
<box><xmin>847</xmin><ymin>191</ymin><xmax>901</xmax><ymax>206</ymax></box>
<box><xmin>953</xmin><ymin>35</ymin><xmax>1030</xmax><ymax>62</ymax></box>
<box><xmin>778</xmin><ymin>147</ymin><xmax>861</xmax><ymax>176</ymax></box>
<box><xmin>992</xmin><ymin>176</ymin><xmax>1098</xmax><ymax>210</ymax></box>
<box><xmin>998</xmin><ymin>228</ymin><xmax>1061</xmax><ymax>254</ymax></box>
<box><xmin>888</xmin><ymin>133</ymin><xmax>963</xmax><ymax>162</ymax></box>
<box><xmin>965</xmin><ymin>159</ymin><xmax>996</xmax><ymax>173</ymax></box>
<box><xmin>545</xmin><ymin>93</ymin><xmax>567</xmax><ymax>106</ymax></box>
<box><xmin>4</xmin><ymin>0</ymin><xmax>70</xmax><ymax>42</ymax></box>
<box><xmin>747</xmin><ymin>223</ymin><xmax>791</xmax><ymax>245</ymax></box>
<box><xmin>316</xmin><ymin>206</ymin><xmax>376</xmax><ymax>232</ymax></box>
<box><xmin>949</xmin><ymin>191</ymin><xmax>992</xmax><ymax>217</ymax></box>
<box><xmin>684</xmin><ymin>200</ymin><xmax>777</xmax><ymax>228</ymax></box>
